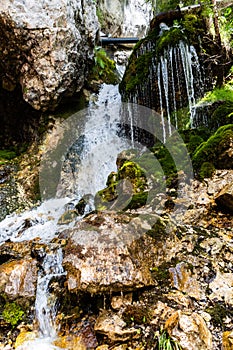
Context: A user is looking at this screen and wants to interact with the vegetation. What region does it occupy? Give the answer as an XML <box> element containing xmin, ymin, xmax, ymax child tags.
<box><xmin>2</xmin><ymin>302</ymin><xmax>24</xmax><ymax>327</ymax></box>
<box><xmin>157</xmin><ymin>330</ymin><xmax>182</xmax><ymax>350</ymax></box>
<box><xmin>90</xmin><ymin>47</ymin><xmax>119</xmax><ymax>84</ymax></box>
<box><xmin>0</xmin><ymin>150</ymin><xmax>17</xmax><ymax>164</ymax></box>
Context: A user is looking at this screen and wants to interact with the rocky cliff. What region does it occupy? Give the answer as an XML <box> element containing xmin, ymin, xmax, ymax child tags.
<box><xmin>0</xmin><ymin>0</ymin><xmax>99</xmax><ymax>111</ymax></box>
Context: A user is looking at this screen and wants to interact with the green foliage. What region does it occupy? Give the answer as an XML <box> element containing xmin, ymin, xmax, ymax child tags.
<box><xmin>157</xmin><ymin>330</ymin><xmax>182</xmax><ymax>350</ymax></box>
<box><xmin>91</xmin><ymin>47</ymin><xmax>119</xmax><ymax>84</ymax></box>
<box><xmin>219</xmin><ymin>5</ymin><xmax>233</xmax><ymax>46</ymax></box>
<box><xmin>96</xmin><ymin>7</ymin><xmax>104</xmax><ymax>26</ymax></box>
<box><xmin>2</xmin><ymin>302</ymin><xmax>24</xmax><ymax>327</ymax></box>
<box><xmin>201</xmin><ymin>84</ymin><xmax>233</xmax><ymax>103</ymax></box>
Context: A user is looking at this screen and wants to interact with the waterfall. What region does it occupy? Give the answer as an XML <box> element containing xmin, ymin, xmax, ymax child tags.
<box><xmin>0</xmin><ymin>55</ymin><xmax>134</xmax><ymax>349</ymax></box>
<box><xmin>156</xmin><ymin>41</ymin><xmax>203</xmax><ymax>129</ymax></box>
<box><xmin>121</xmin><ymin>26</ymin><xmax>204</xmax><ymax>131</ymax></box>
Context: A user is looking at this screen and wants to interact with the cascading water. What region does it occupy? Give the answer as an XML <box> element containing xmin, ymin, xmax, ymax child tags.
<box><xmin>0</xmin><ymin>54</ymin><xmax>133</xmax><ymax>349</ymax></box>
<box><xmin>35</xmin><ymin>249</ymin><xmax>65</xmax><ymax>339</ymax></box>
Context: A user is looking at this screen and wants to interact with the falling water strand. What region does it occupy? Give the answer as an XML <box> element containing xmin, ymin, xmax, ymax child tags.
<box><xmin>157</xmin><ymin>61</ymin><xmax>166</xmax><ymax>143</ymax></box>
<box><xmin>35</xmin><ymin>248</ymin><xmax>65</xmax><ymax>338</ymax></box>
<box><xmin>178</xmin><ymin>41</ymin><xmax>196</xmax><ymax>127</ymax></box>
<box><xmin>160</xmin><ymin>54</ymin><xmax>172</xmax><ymax>135</ymax></box>
<box><xmin>169</xmin><ymin>47</ymin><xmax>178</xmax><ymax>128</ymax></box>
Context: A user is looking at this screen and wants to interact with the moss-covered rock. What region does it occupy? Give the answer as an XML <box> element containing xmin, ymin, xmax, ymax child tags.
<box><xmin>156</xmin><ymin>27</ymin><xmax>185</xmax><ymax>56</ymax></box>
<box><xmin>95</xmin><ymin>160</ymin><xmax>148</xmax><ymax>211</ymax></box>
<box><xmin>192</xmin><ymin>124</ymin><xmax>233</xmax><ymax>174</ymax></box>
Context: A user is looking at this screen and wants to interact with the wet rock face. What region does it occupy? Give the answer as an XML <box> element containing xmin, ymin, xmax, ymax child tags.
<box><xmin>0</xmin><ymin>0</ymin><xmax>99</xmax><ymax>111</ymax></box>
<box><xmin>62</xmin><ymin>212</ymin><xmax>181</xmax><ymax>294</ymax></box>
<box><xmin>63</xmin><ymin>213</ymin><xmax>155</xmax><ymax>294</ymax></box>
<box><xmin>0</xmin><ymin>258</ymin><xmax>37</xmax><ymax>299</ymax></box>
<box><xmin>97</xmin><ymin>0</ymin><xmax>152</xmax><ymax>37</ymax></box>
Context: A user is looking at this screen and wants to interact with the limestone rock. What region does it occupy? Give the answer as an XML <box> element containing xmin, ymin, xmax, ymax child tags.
<box><xmin>0</xmin><ymin>258</ymin><xmax>37</xmax><ymax>299</ymax></box>
<box><xmin>62</xmin><ymin>212</ymin><xmax>181</xmax><ymax>294</ymax></box>
<box><xmin>169</xmin><ymin>262</ymin><xmax>204</xmax><ymax>300</ymax></box>
<box><xmin>222</xmin><ymin>330</ymin><xmax>233</xmax><ymax>350</ymax></box>
<box><xmin>209</xmin><ymin>270</ymin><xmax>233</xmax><ymax>306</ymax></box>
<box><xmin>94</xmin><ymin>310</ymin><xmax>137</xmax><ymax>342</ymax></box>
<box><xmin>0</xmin><ymin>0</ymin><xmax>99</xmax><ymax>110</ymax></box>
<box><xmin>53</xmin><ymin>335</ymin><xmax>86</xmax><ymax>350</ymax></box>
<box><xmin>111</xmin><ymin>293</ymin><xmax>133</xmax><ymax>310</ymax></box>
<box><xmin>15</xmin><ymin>331</ymin><xmax>36</xmax><ymax>349</ymax></box>
<box><xmin>97</xmin><ymin>0</ymin><xmax>152</xmax><ymax>38</ymax></box>
<box><xmin>165</xmin><ymin>311</ymin><xmax>212</xmax><ymax>350</ymax></box>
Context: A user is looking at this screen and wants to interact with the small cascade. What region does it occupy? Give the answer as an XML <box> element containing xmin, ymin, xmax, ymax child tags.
<box><xmin>35</xmin><ymin>248</ymin><xmax>65</xmax><ymax>338</ymax></box>
<box><xmin>56</xmin><ymin>83</ymin><xmax>132</xmax><ymax>202</ymax></box>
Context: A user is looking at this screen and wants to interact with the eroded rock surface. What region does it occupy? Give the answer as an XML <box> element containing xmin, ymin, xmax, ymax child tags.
<box><xmin>0</xmin><ymin>0</ymin><xmax>99</xmax><ymax>110</ymax></box>
<box><xmin>0</xmin><ymin>258</ymin><xmax>37</xmax><ymax>299</ymax></box>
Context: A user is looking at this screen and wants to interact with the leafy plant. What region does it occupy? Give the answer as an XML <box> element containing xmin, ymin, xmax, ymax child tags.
<box><xmin>200</xmin><ymin>84</ymin><xmax>233</xmax><ymax>103</ymax></box>
<box><xmin>2</xmin><ymin>302</ymin><xmax>24</xmax><ymax>327</ymax></box>
<box><xmin>91</xmin><ymin>47</ymin><xmax>118</xmax><ymax>84</ymax></box>
<box><xmin>158</xmin><ymin>331</ymin><xmax>182</xmax><ymax>350</ymax></box>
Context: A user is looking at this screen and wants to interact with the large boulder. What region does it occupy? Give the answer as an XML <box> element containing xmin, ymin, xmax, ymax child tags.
<box><xmin>62</xmin><ymin>212</ymin><xmax>181</xmax><ymax>294</ymax></box>
<box><xmin>0</xmin><ymin>0</ymin><xmax>99</xmax><ymax>110</ymax></box>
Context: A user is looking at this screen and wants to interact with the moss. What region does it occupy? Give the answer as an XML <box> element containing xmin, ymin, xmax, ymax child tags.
<box><xmin>181</xmin><ymin>14</ymin><xmax>204</xmax><ymax>42</ymax></box>
<box><xmin>211</xmin><ymin>101</ymin><xmax>233</xmax><ymax>125</ymax></box>
<box><xmin>124</xmin><ymin>192</ymin><xmax>148</xmax><ymax>210</ymax></box>
<box><xmin>2</xmin><ymin>302</ymin><xmax>24</xmax><ymax>327</ymax></box>
<box><xmin>156</xmin><ymin>27</ymin><xmax>185</xmax><ymax>56</ymax></box>
<box><xmin>199</xmin><ymin>162</ymin><xmax>215</xmax><ymax>180</ymax></box>
<box><xmin>123</xmin><ymin>52</ymin><xmax>153</xmax><ymax>93</ymax></box>
<box><xmin>192</xmin><ymin>124</ymin><xmax>233</xmax><ymax>173</ymax></box>
<box><xmin>187</xmin><ymin>135</ymin><xmax>204</xmax><ymax>156</ymax></box>
<box><xmin>95</xmin><ymin>160</ymin><xmax>148</xmax><ymax>211</ymax></box>
<box><xmin>118</xmin><ymin>161</ymin><xmax>147</xmax><ymax>191</ymax></box>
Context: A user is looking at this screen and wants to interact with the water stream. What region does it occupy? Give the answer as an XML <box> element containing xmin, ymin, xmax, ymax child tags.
<box><xmin>0</xmin><ymin>58</ymin><xmax>133</xmax><ymax>349</ymax></box>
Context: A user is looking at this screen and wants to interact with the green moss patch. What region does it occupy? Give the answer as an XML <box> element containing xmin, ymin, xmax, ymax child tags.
<box><xmin>156</xmin><ymin>27</ymin><xmax>185</xmax><ymax>56</ymax></box>
<box><xmin>2</xmin><ymin>302</ymin><xmax>24</xmax><ymax>327</ymax></box>
<box><xmin>192</xmin><ymin>124</ymin><xmax>233</xmax><ymax>174</ymax></box>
